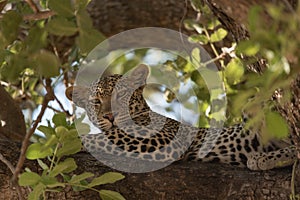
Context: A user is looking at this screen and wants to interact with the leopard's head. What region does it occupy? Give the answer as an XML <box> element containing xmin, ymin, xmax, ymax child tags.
<box><xmin>65</xmin><ymin>64</ymin><xmax>150</xmax><ymax>131</ymax></box>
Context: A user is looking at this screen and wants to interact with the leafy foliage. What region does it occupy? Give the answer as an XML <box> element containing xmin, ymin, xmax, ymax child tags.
<box><xmin>20</xmin><ymin>114</ymin><xmax>125</xmax><ymax>200</ymax></box>
<box><xmin>186</xmin><ymin>0</ymin><xmax>300</xmax><ymax>140</ymax></box>
<box><xmin>0</xmin><ymin>1</ymin><xmax>124</xmax><ymax>199</ymax></box>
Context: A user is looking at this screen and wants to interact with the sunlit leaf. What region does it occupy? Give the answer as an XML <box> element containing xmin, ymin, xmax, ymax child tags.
<box><xmin>55</xmin><ymin>126</ymin><xmax>69</xmax><ymax>139</ymax></box>
<box><xmin>99</xmin><ymin>190</ymin><xmax>126</xmax><ymax>200</ymax></box>
<box><xmin>56</xmin><ymin>136</ymin><xmax>82</xmax><ymax>158</ymax></box>
<box><xmin>26</xmin><ymin>143</ymin><xmax>53</xmax><ymax>160</ymax></box>
<box><xmin>37</xmin><ymin>159</ymin><xmax>49</xmax><ymax>170</ymax></box>
<box><xmin>190</xmin><ymin>48</ymin><xmax>201</xmax><ymax>66</ymax></box>
<box><xmin>49</xmin><ymin>158</ymin><xmax>77</xmax><ymax>177</ymax></box>
<box><xmin>41</xmin><ymin>175</ymin><xmax>65</xmax><ymax>188</ymax></box>
<box><xmin>69</xmin><ymin>172</ymin><xmax>94</xmax><ymax>184</ymax></box>
<box><xmin>19</xmin><ymin>172</ymin><xmax>41</xmax><ymax>186</ymax></box>
<box><xmin>236</xmin><ymin>40</ymin><xmax>260</xmax><ymax>56</ymax></box>
<box><xmin>88</xmin><ymin>172</ymin><xmax>125</xmax><ymax>187</ymax></box>
<box><xmin>28</xmin><ymin>183</ymin><xmax>45</xmax><ymax>200</ymax></box>
<box><xmin>224</xmin><ymin>58</ymin><xmax>244</xmax><ymax>85</ymax></box>
<box><xmin>210</xmin><ymin>28</ymin><xmax>227</xmax><ymax>43</ymax></box>
<box><xmin>265</xmin><ymin>111</ymin><xmax>289</xmax><ymax>139</ymax></box>
<box><xmin>188</xmin><ymin>34</ymin><xmax>208</xmax><ymax>45</ymax></box>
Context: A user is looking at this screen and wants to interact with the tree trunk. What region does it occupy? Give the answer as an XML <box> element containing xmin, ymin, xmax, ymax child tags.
<box><xmin>0</xmin><ymin>139</ymin><xmax>299</xmax><ymax>200</ymax></box>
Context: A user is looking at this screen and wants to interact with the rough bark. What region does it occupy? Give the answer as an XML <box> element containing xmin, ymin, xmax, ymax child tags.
<box><xmin>0</xmin><ymin>139</ymin><xmax>299</xmax><ymax>200</ymax></box>
<box><xmin>1</xmin><ymin>0</ymin><xmax>300</xmax><ymax>199</ymax></box>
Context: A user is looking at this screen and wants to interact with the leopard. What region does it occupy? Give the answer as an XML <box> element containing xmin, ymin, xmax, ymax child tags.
<box><xmin>66</xmin><ymin>64</ymin><xmax>297</xmax><ymax>170</ymax></box>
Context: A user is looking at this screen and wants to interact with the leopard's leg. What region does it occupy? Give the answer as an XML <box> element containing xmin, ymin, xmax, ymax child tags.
<box><xmin>247</xmin><ymin>146</ymin><xmax>297</xmax><ymax>170</ymax></box>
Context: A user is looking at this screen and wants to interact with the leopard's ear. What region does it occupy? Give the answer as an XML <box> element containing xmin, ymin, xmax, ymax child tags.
<box><xmin>65</xmin><ymin>86</ymin><xmax>89</xmax><ymax>108</ymax></box>
<box><xmin>128</xmin><ymin>64</ymin><xmax>149</xmax><ymax>86</ymax></box>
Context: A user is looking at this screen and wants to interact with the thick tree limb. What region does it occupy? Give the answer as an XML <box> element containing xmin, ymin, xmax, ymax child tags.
<box><xmin>0</xmin><ymin>139</ymin><xmax>299</xmax><ymax>200</ymax></box>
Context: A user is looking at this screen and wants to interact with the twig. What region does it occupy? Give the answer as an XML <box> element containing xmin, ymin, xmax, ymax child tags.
<box><xmin>0</xmin><ymin>153</ymin><xmax>23</xmax><ymax>200</ymax></box>
<box><xmin>23</xmin><ymin>10</ymin><xmax>55</xmax><ymax>21</ymax></box>
<box><xmin>24</xmin><ymin>0</ymin><xmax>39</xmax><ymax>13</ymax></box>
<box><xmin>0</xmin><ymin>153</ymin><xmax>15</xmax><ymax>174</ymax></box>
<box><xmin>11</xmin><ymin>79</ymin><xmax>54</xmax><ymax>189</ymax></box>
<box><xmin>54</xmin><ymin>95</ymin><xmax>71</xmax><ymax>116</ymax></box>
<box><xmin>47</xmin><ymin>105</ymin><xmax>61</xmax><ymax>113</ymax></box>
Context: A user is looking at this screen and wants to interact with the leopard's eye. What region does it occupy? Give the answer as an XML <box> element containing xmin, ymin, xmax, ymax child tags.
<box><xmin>89</xmin><ymin>98</ymin><xmax>101</xmax><ymax>105</ymax></box>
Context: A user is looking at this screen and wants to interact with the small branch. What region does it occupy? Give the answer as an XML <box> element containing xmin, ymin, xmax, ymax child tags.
<box><xmin>54</xmin><ymin>95</ymin><xmax>71</xmax><ymax>117</ymax></box>
<box><xmin>24</xmin><ymin>0</ymin><xmax>39</xmax><ymax>13</ymax></box>
<box><xmin>23</xmin><ymin>10</ymin><xmax>55</xmax><ymax>21</ymax></box>
<box><xmin>0</xmin><ymin>153</ymin><xmax>15</xmax><ymax>174</ymax></box>
<box><xmin>12</xmin><ymin>79</ymin><xmax>54</xmax><ymax>188</ymax></box>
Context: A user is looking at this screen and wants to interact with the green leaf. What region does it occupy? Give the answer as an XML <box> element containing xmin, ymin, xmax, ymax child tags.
<box><xmin>48</xmin><ymin>0</ymin><xmax>74</xmax><ymax>17</ymax></box>
<box><xmin>75</xmin><ymin>8</ymin><xmax>104</xmax><ymax>55</ymax></box>
<box><xmin>55</xmin><ymin>126</ymin><xmax>69</xmax><ymax>139</ymax></box>
<box><xmin>224</xmin><ymin>58</ymin><xmax>244</xmax><ymax>85</ymax></box>
<box><xmin>0</xmin><ymin>10</ymin><xmax>22</xmax><ymax>45</ymax></box>
<box><xmin>46</xmin><ymin>17</ymin><xmax>78</xmax><ymax>36</ymax></box>
<box><xmin>49</xmin><ymin>158</ymin><xmax>77</xmax><ymax>177</ymax></box>
<box><xmin>265</xmin><ymin>111</ymin><xmax>289</xmax><ymax>138</ymax></box>
<box><xmin>190</xmin><ymin>47</ymin><xmax>201</xmax><ymax>66</ymax></box>
<box><xmin>99</xmin><ymin>190</ymin><xmax>125</xmax><ymax>200</ymax></box>
<box><xmin>210</xmin><ymin>28</ymin><xmax>227</xmax><ymax>43</ymax></box>
<box><xmin>77</xmin><ymin>28</ymin><xmax>105</xmax><ymax>55</ymax></box>
<box><xmin>26</xmin><ymin>143</ymin><xmax>53</xmax><ymax>160</ymax></box>
<box><xmin>236</xmin><ymin>40</ymin><xmax>260</xmax><ymax>56</ymax></box>
<box><xmin>38</xmin><ymin>125</ymin><xmax>56</xmax><ymax>139</ymax></box>
<box><xmin>74</xmin><ymin>0</ymin><xmax>91</xmax><ymax>11</ymax></box>
<box><xmin>188</xmin><ymin>34</ymin><xmax>208</xmax><ymax>45</ymax></box>
<box><xmin>19</xmin><ymin>172</ymin><xmax>41</xmax><ymax>186</ymax></box>
<box><xmin>1</xmin><ymin>54</ymin><xmax>28</xmax><ymax>81</ymax></box>
<box><xmin>69</xmin><ymin>172</ymin><xmax>94</xmax><ymax>184</ymax></box>
<box><xmin>53</xmin><ymin>113</ymin><xmax>68</xmax><ymax>127</ymax></box>
<box><xmin>56</xmin><ymin>137</ymin><xmax>82</xmax><ymax>158</ymax></box>
<box><xmin>88</xmin><ymin>172</ymin><xmax>125</xmax><ymax>187</ymax></box>
<box><xmin>76</xmin><ymin>9</ymin><xmax>93</xmax><ymax>29</ymax></box>
<box><xmin>32</xmin><ymin>50</ymin><xmax>60</xmax><ymax>78</ymax></box>
<box><xmin>25</xmin><ymin>27</ymin><xmax>48</xmax><ymax>52</ymax></box>
<box><xmin>43</xmin><ymin>134</ymin><xmax>58</xmax><ymax>149</ymax></box>
<box><xmin>37</xmin><ymin>159</ymin><xmax>49</xmax><ymax>170</ymax></box>
<box><xmin>28</xmin><ymin>183</ymin><xmax>45</xmax><ymax>200</ymax></box>
<box><xmin>75</xmin><ymin>122</ymin><xmax>90</xmax><ymax>135</ymax></box>
<box><xmin>41</xmin><ymin>175</ymin><xmax>65</xmax><ymax>188</ymax></box>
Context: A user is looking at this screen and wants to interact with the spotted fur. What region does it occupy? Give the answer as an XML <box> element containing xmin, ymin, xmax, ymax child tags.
<box><xmin>66</xmin><ymin>64</ymin><xmax>297</xmax><ymax>170</ymax></box>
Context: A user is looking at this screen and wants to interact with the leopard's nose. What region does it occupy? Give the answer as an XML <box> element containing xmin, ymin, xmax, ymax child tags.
<box><xmin>103</xmin><ymin>113</ymin><xmax>114</xmax><ymax>122</ymax></box>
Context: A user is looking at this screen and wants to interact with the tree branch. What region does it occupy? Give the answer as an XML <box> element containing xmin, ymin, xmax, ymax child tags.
<box><xmin>23</xmin><ymin>11</ymin><xmax>55</xmax><ymax>21</ymax></box>
<box><xmin>11</xmin><ymin>79</ymin><xmax>54</xmax><ymax>192</ymax></box>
